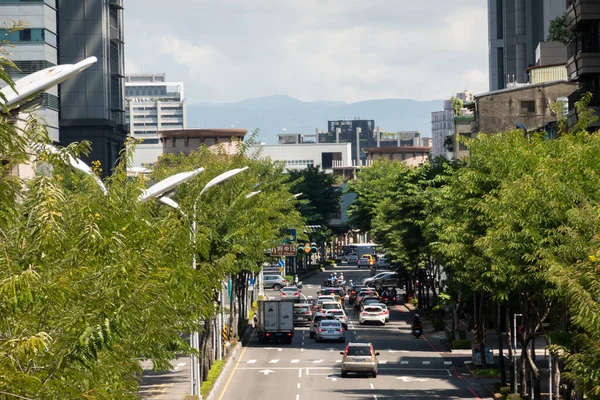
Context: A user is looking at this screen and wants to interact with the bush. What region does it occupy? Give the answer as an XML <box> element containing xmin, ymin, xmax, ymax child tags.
<box><xmin>507</xmin><ymin>394</ymin><xmax>523</xmax><ymax>400</ymax></box>
<box><xmin>409</xmin><ymin>297</ymin><xmax>419</xmax><ymax>307</ymax></box>
<box><xmin>451</xmin><ymin>339</ymin><xmax>471</xmax><ymax>349</ymax></box>
<box><xmin>284</xmin><ymin>275</ymin><xmax>293</xmax><ymax>283</ymax></box>
<box><xmin>200</xmin><ymin>360</ymin><xmax>224</xmax><ymax>397</ymax></box>
<box><xmin>471</xmin><ymin>367</ymin><xmax>500</xmax><ymax>378</ymax></box>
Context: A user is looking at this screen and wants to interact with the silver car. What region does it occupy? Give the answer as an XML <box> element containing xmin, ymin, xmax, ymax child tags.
<box><xmin>340</xmin><ymin>342</ymin><xmax>380</xmax><ymax>378</ymax></box>
<box><xmin>315</xmin><ymin>319</ymin><xmax>345</xmax><ymax>343</ymax></box>
<box><xmin>263</xmin><ymin>274</ymin><xmax>287</xmax><ymax>291</ymax></box>
<box><xmin>325</xmin><ymin>309</ymin><xmax>349</xmax><ymax>329</ymax></box>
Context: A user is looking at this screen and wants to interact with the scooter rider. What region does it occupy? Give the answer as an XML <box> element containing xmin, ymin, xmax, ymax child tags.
<box><xmin>412</xmin><ymin>312</ymin><xmax>421</xmax><ymax>333</ymax></box>
<box><xmin>390</xmin><ymin>287</ymin><xmax>398</xmax><ymax>303</ymax></box>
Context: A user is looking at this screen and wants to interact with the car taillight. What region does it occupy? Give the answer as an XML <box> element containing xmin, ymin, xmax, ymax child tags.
<box><xmin>304</xmin><ymin>311</ymin><xmax>311</xmax><ymax>314</ymax></box>
<box><xmin>337</xmin><ymin>328</ymin><xmax>344</xmax><ymax>332</ymax></box>
<box><xmin>361</xmin><ymin>312</ymin><xmax>367</xmax><ymax>315</ymax></box>
<box><xmin>379</xmin><ymin>312</ymin><xmax>386</xmax><ymax>315</ymax></box>
<box><xmin>266</xmin><ymin>333</ymin><xmax>270</xmax><ymax>336</ymax></box>
<box><xmin>318</xmin><ymin>328</ymin><xmax>323</xmax><ymax>332</ymax></box>
<box><xmin>294</xmin><ymin>293</ymin><xmax>299</xmax><ymax>296</ymax></box>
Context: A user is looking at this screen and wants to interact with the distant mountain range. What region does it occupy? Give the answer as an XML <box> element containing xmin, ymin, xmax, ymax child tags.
<box><xmin>186</xmin><ymin>95</ymin><xmax>445</xmax><ymax>144</ymax></box>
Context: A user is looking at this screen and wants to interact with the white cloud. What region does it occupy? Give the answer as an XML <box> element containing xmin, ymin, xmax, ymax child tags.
<box><xmin>124</xmin><ymin>0</ymin><xmax>490</xmax><ymax>103</ymax></box>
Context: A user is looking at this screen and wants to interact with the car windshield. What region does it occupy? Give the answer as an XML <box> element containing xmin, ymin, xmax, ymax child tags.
<box><xmin>294</xmin><ymin>307</ymin><xmax>309</xmax><ymax>313</ymax></box>
<box><xmin>322</xmin><ymin>303</ymin><xmax>340</xmax><ymax>309</ymax></box>
<box><xmin>346</xmin><ymin>346</ymin><xmax>371</xmax><ymax>356</ymax></box>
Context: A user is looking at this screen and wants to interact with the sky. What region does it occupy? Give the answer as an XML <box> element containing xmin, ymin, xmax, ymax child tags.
<box><xmin>125</xmin><ymin>0</ymin><xmax>489</xmax><ymax>105</ymax></box>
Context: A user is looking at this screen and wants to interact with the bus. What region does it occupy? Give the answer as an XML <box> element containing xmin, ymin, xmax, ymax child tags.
<box><xmin>338</xmin><ymin>243</ymin><xmax>381</xmax><ymax>259</ymax></box>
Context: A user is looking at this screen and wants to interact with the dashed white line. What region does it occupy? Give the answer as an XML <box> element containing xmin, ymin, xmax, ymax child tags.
<box><xmin>423</xmin><ymin>361</ymin><xmax>431</xmax><ymax>365</ymax></box>
<box><xmin>297</xmin><ymin>383</ymin><xmax>301</xmax><ymax>389</ymax></box>
<box><xmin>335</xmin><ymin>360</ymin><xmax>341</xmax><ymax>363</ymax></box>
<box><xmin>269</xmin><ymin>359</ymin><xmax>279</xmax><ymax>364</ymax></box>
<box><xmin>291</xmin><ymin>359</ymin><xmax>300</xmax><ymax>363</ymax></box>
<box><xmin>176</xmin><ymin>362</ymin><xmax>186</xmax><ymax>367</ymax></box>
<box><xmin>379</xmin><ymin>360</ymin><xmax>387</xmax><ymax>364</ymax></box>
<box><xmin>296</xmin><ymin>394</ymin><xmax>300</xmax><ymax>400</ymax></box>
<box><xmin>312</xmin><ymin>359</ymin><xmax>323</xmax><ymax>364</ymax></box>
<box><xmin>301</xmin><ymin>348</ymin><xmax>304</xmax><ymax>352</ymax></box>
<box><xmin>401</xmin><ymin>361</ymin><xmax>409</xmax><ymax>364</ymax></box>
<box><xmin>247</xmin><ymin>360</ymin><xmax>257</xmax><ymax>364</ymax></box>
<box><xmin>370</xmin><ymin>383</ymin><xmax>375</xmax><ymax>390</ymax></box>
<box><xmin>298</xmin><ymin>368</ymin><xmax>302</xmax><ymax>378</ymax></box>
<box><xmin>444</xmin><ymin>361</ymin><xmax>453</xmax><ymax>365</ymax></box>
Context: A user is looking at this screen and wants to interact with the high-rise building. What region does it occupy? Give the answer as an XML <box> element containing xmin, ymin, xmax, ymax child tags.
<box><xmin>57</xmin><ymin>0</ymin><xmax>127</xmax><ymax>177</ymax></box>
<box><xmin>0</xmin><ymin>0</ymin><xmax>59</xmax><ymax>142</ymax></box>
<box><xmin>565</xmin><ymin>0</ymin><xmax>600</xmax><ymax>129</ymax></box>
<box><xmin>125</xmin><ymin>73</ymin><xmax>186</xmax><ymax>168</ymax></box>
<box><xmin>431</xmin><ymin>91</ymin><xmax>473</xmax><ymax>159</ymax></box>
<box><xmin>488</xmin><ymin>0</ymin><xmax>566</xmax><ymax>91</ymax></box>
<box><xmin>322</xmin><ymin>119</ymin><xmax>376</xmax><ymax>165</ymax></box>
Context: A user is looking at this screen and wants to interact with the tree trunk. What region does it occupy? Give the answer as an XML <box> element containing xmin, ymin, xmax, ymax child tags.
<box><xmin>507</xmin><ymin>306</ymin><xmax>516</xmax><ymax>393</ymax></box>
<box><xmin>478</xmin><ymin>293</ymin><xmax>487</xmax><ymax>368</ymax></box>
<box><xmin>498</xmin><ymin>302</ymin><xmax>506</xmax><ymax>386</ymax></box>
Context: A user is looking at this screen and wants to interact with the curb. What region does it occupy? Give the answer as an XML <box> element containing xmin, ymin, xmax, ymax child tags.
<box><xmin>204</xmin><ymin>342</ymin><xmax>242</xmax><ymax>400</ymax></box>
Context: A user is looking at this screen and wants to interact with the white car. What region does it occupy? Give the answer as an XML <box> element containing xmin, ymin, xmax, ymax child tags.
<box><xmin>371</xmin><ymin>302</ymin><xmax>390</xmax><ymax>322</ymax></box>
<box><xmin>359</xmin><ymin>305</ymin><xmax>386</xmax><ymax>325</ymax></box>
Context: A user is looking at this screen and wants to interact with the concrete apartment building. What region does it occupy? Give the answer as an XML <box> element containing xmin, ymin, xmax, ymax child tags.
<box><xmin>160</xmin><ymin>128</ymin><xmax>247</xmax><ymax>156</ymax></box>
<box><xmin>488</xmin><ymin>0</ymin><xmax>566</xmax><ymax>91</ymax></box>
<box><xmin>564</xmin><ymin>0</ymin><xmax>600</xmax><ymax>129</ymax></box>
<box><xmin>454</xmin><ymin>80</ymin><xmax>578</xmax><ymax>159</ymax></box>
<box><xmin>431</xmin><ymin>91</ymin><xmax>474</xmax><ymax>159</ymax></box>
<box><xmin>363</xmin><ymin>146</ymin><xmax>432</xmax><ymax>167</ymax></box>
<box><xmin>126</xmin><ymin>73</ymin><xmax>186</xmax><ymax>167</ymax></box>
<box><xmin>322</xmin><ymin>119</ymin><xmax>376</xmax><ymax>166</ymax></box>
<box><xmin>0</xmin><ymin>0</ymin><xmax>59</xmax><ymax>142</ymax></box>
<box><xmin>250</xmin><ymin>133</ymin><xmax>353</xmax><ymax>171</ymax></box>
<box><xmin>1</xmin><ymin>0</ymin><xmax>127</xmax><ymax>177</ymax></box>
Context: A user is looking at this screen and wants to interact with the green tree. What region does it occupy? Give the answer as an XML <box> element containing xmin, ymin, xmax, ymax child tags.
<box><xmin>287</xmin><ymin>165</ymin><xmax>340</xmax><ymax>227</ymax></box>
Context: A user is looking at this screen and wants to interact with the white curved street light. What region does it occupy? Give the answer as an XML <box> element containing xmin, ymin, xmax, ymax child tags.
<box><xmin>245</xmin><ymin>190</ymin><xmax>261</xmax><ymax>199</ymax></box>
<box><xmin>139</xmin><ymin>167</ymin><xmax>205</xmax><ymax>202</ymax></box>
<box><xmin>33</xmin><ymin>143</ymin><xmax>108</xmax><ymax>196</ymax></box>
<box><xmin>293</xmin><ymin>192</ymin><xmax>303</xmax><ymax>198</ymax></box>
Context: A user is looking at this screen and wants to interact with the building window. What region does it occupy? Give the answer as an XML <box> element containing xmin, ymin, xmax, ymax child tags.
<box><xmin>0</xmin><ymin>28</ymin><xmax>56</xmax><ymax>47</ymax></box>
<box><xmin>520</xmin><ymin>100</ymin><xmax>535</xmax><ymax>113</ymax></box>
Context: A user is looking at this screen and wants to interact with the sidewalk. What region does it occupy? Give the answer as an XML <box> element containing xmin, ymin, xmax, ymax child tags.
<box><xmin>403</xmin><ymin>302</ymin><xmax>556</xmax><ymax>399</ymax></box>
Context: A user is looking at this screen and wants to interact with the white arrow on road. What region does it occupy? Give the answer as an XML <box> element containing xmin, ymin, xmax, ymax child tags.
<box><xmin>264</xmin><ymin>347</ymin><xmax>283</xmax><ymax>352</ymax></box>
<box><xmin>396</xmin><ymin>376</ymin><xmax>428</xmax><ymax>382</ymax></box>
<box><xmin>259</xmin><ymin>369</ymin><xmax>275</xmax><ymax>375</ymax></box>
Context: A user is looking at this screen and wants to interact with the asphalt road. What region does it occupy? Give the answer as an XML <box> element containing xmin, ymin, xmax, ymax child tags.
<box><xmin>218</xmin><ymin>264</ymin><xmax>491</xmax><ymax>400</ymax></box>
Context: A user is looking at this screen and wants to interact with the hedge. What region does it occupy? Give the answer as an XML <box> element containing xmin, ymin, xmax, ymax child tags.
<box><xmin>200</xmin><ymin>359</ymin><xmax>225</xmax><ymax>397</ymax></box>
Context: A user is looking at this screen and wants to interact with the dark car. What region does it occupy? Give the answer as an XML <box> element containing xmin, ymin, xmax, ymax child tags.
<box><xmin>293</xmin><ymin>303</ymin><xmax>313</xmax><ymax>326</ymax></box>
<box><xmin>319</xmin><ymin>287</ymin><xmax>346</xmax><ymax>298</ymax></box>
<box><xmin>349</xmin><ymin>285</ymin><xmax>366</xmax><ymax>305</ymax></box>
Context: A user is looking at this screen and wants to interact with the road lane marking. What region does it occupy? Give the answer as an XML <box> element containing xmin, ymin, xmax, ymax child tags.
<box><xmin>291</xmin><ymin>359</ymin><xmax>300</xmax><ymax>363</ymax></box>
<box><xmin>259</xmin><ymin>369</ymin><xmax>275</xmax><ymax>375</ymax></box>
<box><xmin>379</xmin><ymin>360</ymin><xmax>387</xmax><ymax>364</ymax></box>
<box><xmin>401</xmin><ymin>361</ymin><xmax>409</xmax><ymax>364</ymax></box>
<box><xmin>296</xmin><ymin>394</ymin><xmax>300</xmax><ymax>400</ymax></box>
<box><xmin>217</xmin><ymin>329</ymin><xmax>255</xmax><ymax>400</ymax></box>
<box><xmin>444</xmin><ymin>361</ymin><xmax>452</xmax><ymax>365</ymax></box>
<box><xmin>269</xmin><ymin>359</ymin><xmax>279</xmax><ymax>364</ymax></box>
<box><xmin>335</xmin><ymin>360</ymin><xmax>341</xmax><ymax>363</ymax></box>
<box><xmin>370</xmin><ymin>383</ymin><xmax>375</xmax><ymax>389</ymax></box>
<box><xmin>297</xmin><ymin>383</ymin><xmax>301</xmax><ymax>389</ymax></box>
<box><xmin>301</xmin><ymin>348</ymin><xmax>304</xmax><ymax>352</ymax></box>
<box><xmin>298</xmin><ymin>368</ymin><xmax>302</xmax><ymax>378</ymax></box>
<box><xmin>423</xmin><ymin>361</ymin><xmax>431</xmax><ymax>365</ymax></box>
<box><xmin>247</xmin><ymin>359</ymin><xmax>256</xmax><ymax>364</ymax></box>
<box><xmin>313</xmin><ymin>359</ymin><xmax>323</xmax><ymax>364</ymax></box>
<box><xmin>176</xmin><ymin>362</ymin><xmax>186</xmax><ymax>367</ymax></box>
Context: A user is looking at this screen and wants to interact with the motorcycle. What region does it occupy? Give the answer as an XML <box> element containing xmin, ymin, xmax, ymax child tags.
<box><xmin>381</xmin><ymin>294</ymin><xmax>390</xmax><ymax>305</ymax></box>
<box><xmin>413</xmin><ymin>323</ymin><xmax>422</xmax><ymax>338</ymax></box>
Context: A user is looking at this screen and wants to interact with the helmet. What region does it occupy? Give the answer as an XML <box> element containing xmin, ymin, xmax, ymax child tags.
<box><xmin>415</xmin><ymin>313</ymin><xmax>420</xmax><ymax>318</ymax></box>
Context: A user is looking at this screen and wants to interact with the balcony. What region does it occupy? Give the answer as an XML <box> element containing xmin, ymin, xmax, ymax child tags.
<box><xmin>568</xmin><ymin>87</ymin><xmax>600</xmax><ymax>108</ymax></box>
<box><xmin>564</xmin><ymin>0</ymin><xmax>600</xmax><ymax>29</ymax></box>
<box><xmin>566</xmin><ymin>33</ymin><xmax>600</xmax><ymax>80</ymax></box>
<box><xmin>109</xmin><ymin>0</ymin><xmax>124</xmax><ymax>9</ymax></box>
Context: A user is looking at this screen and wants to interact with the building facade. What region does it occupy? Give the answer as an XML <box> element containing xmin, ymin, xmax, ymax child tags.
<box><xmin>363</xmin><ymin>146</ymin><xmax>432</xmax><ymax>168</ymax></box>
<box><xmin>0</xmin><ymin>0</ymin><xmax>59</xmax><ymax>141</ymax></box>
<box><xmin>431</xmin><ymin>91</ymin><xmax>474</xmax><ymax>159</ymax></box>
<box><xmin>57</xmin><ymin>0</ymin><xmax>127</xmax><ymax>177</ymax></box>
<box><xmin>564</xmin><ymin>0</ymin><xmax>600</xmax><ymax>129</ymax></box>
<box><xmin>488</xmin><ymin>0</ymin><xmax>566</xmax><ymax>91</ymax></box>
<box><xmin>160</xmin><ymin>128</ymin><xmax>247</xmax><ymax>156</ymax></box>
<box><xmin>125</xmin><ymin>73</ymin><xmax>185</xmax><ymax>167</ymax></box>
<box><xmin>322</xmin><ymin>119</ymin><xmax>376</xmax><ymax>166</ymax></box>
<box><xmin>249</xmin><ymin>141</ymin><xmax>352</xmax><ymax>171</ymax></box>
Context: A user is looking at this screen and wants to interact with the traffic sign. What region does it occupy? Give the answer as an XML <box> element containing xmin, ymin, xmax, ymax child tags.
<box><xmin>270</xmin><ymin>245</ymin><xmax>297</xmax><ymax>257</ymax></box>
<box><xmin>277</xmin><ymin>260</ymin><xmax>284</xmax><ymax>267</ymax></box>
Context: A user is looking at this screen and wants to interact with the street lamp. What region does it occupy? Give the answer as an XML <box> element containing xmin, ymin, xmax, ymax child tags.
<box><xmin>33</xmin><ymin>143</ymin><xmax>109</xmax><ymax>195</ymax></box>
<box><xmin>139</xmin><ymin>168</ymin><xmax>205</xmax><ymax>203</ymax></box>
<box><xmin>246</xmin><ymin>190</ymin><xmax>261</xmax><ymax>199</ymax></box>
<box><xmin>190</xmin><ymin>166</ymin><xmax>249</xmax><ymax>398</ymax></box>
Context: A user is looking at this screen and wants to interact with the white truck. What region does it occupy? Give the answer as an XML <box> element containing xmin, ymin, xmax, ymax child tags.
<box><xmin>257</xmin><ymin>300</ymin><xmax>295</xmax><ymax>344</ymax></box>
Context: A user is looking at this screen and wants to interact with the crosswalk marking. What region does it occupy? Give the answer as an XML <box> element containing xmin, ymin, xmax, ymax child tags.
<box><xmin>269</xmin><ymin>359</ymin><xmax>279</xmax><ymax>364</ymax></box>
<box><xmin>379</xmin><ymin>360</ymin><xmax>387</xmax><ymax>364</ymax></box>
<box><xmin>247</xmin><ymin>360</ymin><xmax>257</xmax><ymax>364</ymax></box>
<box><xmin>291</xmin><ymin>359</ymin><xmax>300</xmax><ymax>363</ymax></box>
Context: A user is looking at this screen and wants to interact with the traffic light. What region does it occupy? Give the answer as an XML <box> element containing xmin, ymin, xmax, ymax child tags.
<box><xmin>297</xmin><ymin>245</ymin><xmax>305</xmax><ymax>256</ymax></box>
<box><xmin>304</xmin><ymin>243</ymin><xmax>310</xmax><ymax>253</ymax></box>
<box><xmin>310</xmin><ymin>243</ymin><xmax>318</xmax><ymax>254</ymax></box>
